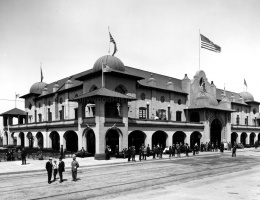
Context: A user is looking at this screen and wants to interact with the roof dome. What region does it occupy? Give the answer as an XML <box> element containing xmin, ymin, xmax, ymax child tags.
<box><xmin>195</xmin><ymin>92</ymin><xmax>219</xmax><ymax>107</ymax></box>
<box><xmin>93</xmin><ymin>55</ymin><xmax>125</xmax><ymax>72</ymax></box>
<box><xmin>239</xmin><ymin>91</ymin><xmax>254</xmax><ymax>101</ymax></box>
<box><xmin>30</xmin><ymin>82</ymin><xmax>47</xmax><ymax>94</ymax></box>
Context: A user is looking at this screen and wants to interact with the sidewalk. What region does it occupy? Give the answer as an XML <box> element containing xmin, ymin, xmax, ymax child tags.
<box><xmin>0</xmin><ymin>148</ymin><xmax>258</xmax><ymax>176</ymax></box>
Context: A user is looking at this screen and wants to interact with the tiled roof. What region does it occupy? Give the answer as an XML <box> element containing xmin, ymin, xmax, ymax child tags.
<box><xmin>216</xmin><ymin>89</ymin><xmax>248</xmax><ymax>105</ymax></box>
<box><xmin>125</xmin><ymin>66</ymin><xmax>187</xmax><ymax>94</ymax></box>
<box><xmin>0</xmin><ymin>108</ymin><xmax>26</xmax><ymax>116</ymax></box>
<box><xmin>72</xmin><ymin>87</ymin><xmax>136</xmax><ymax>101</ymax></box>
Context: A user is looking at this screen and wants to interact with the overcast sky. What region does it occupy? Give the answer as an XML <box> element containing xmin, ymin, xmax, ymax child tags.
<box><xmin>0</xmin><ymin>0</ymin><xmax>260</xmax><ymax>130</ymax></box>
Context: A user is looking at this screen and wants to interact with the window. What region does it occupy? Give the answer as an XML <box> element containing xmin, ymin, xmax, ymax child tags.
<box><xmin>178</xmin><ymin>99</ymin><xmax>181</xmax><ymax>105</ymax></box>
<box><xmin>59</xmin><ymin>110</ymin><xmax>63</xmax><ymax>120</ymax></box>
<box><xmin>115</xmin><ymin>85</ymin><xmax>127</xmax><ymax>94</ymax></box>
<box><xmin>245</xmin><ymin>116</ymin><xmax>248</xmax><ymax>125</ymax></box>
<box><xmin>28</xmin><ymin>103</ymin><xmax>32</xmax><ymax>110</ymax></box>
<box><xmin>236</xmin><ymin>115</ymin><xmax>240</xmax><ymax>125</ymax></box>
<box><xmin>38</xmin><ymin>114</ymin><xmax>42</xmax><ymax>122</ymax></box>
<box><xmin>59</xmin><ymin>97</ymin><xmax>63</xmax><ymax>104</ymax></box>
<box><xmin>253</xmin><ymin>108</ymin><xmax>257</xmax><ymax>115</ymax></box>
<box><xmin>74</xmin><ymin>108</ymin><xmax>78</xmax><ymax>119</ymax></box>
<box><xmin>38</xmin><ymin>103</ymin><xmax>41</xmax><ymax>108</ymax></box>
<box><xmin>48</xmin><ymin>108</ymin><xmax>52</xmax><ymax>122</ymax></box>
<box><xmin>160</xmin><ymin>96</ymin><xmax>165</xmax><ymax>103</ymax></box>
<box><xmin>158</xmin><ymin>109</ymin><xmax>166</xmax><ymax>120</ymax></box>
<box><xmin>139</xmin><ymin>107</ymin><xmax>146</xmax><ymax>119</ymax></box>
<box><xmin>190</xmin><ymin>112</ymin><xmax>200</xmax><ymax>122</ymax></box>
<box><xmin>48</xmin><ymin>100</ymin><xmax>51</xmax><ymax>106</ymax></box>
<box><xmin>176</xmin><ymin>111</ymin><xmax>182</xmax><ymax>121</ymax></box>
<box><xmin>105</xmin><ymin>102</ymin><xmax>120</xmax><ymax>117</ymax></box>
<box><xmin>89</xmin><ymin>85</ymin><xmax>98</xmax><ymax>92</ymax></box>
<box><xmin>140</xmin><ymin>93</ymin><xmax>145</xmax><ymax>100</ymax></box>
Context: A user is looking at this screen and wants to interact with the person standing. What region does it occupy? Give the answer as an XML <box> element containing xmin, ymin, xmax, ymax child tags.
<box><xmin>115</xmin><ymin>145</ymin><xmax>119</xmax><ymax>158</ymax></box>
<box><xmin>46</xmin><ymin>157</ymin><xmax>53</xmax><ymax>184</ymax></box>
<box><xmin>131</xmin><ymin>146</ymin><xmax>136</xmax><ymax>161</ymax></box>
<box><xmin>169</xmin><ymin>146</ymin><xmax>172</xmax><ymax>158</ymax></box>
<box><xmin>143</xmin><ymin>145</ymin><xmax>147</xmax><ymax>160</ymax></box>
<box><xmin>172</xmin><ymin>144</ymin><xmax>176</xmax><ymax>157</ymax></box>
<box><xmin>21</xmin><ymin>148</ymin><xmax>27</xmax><ymax>165</ymax></box>
<box><xmin>156</xmin><ymin>144</ymin><xmax>160</xmax><ymax>158</ymax></box>
<box><xmin>232</xmin><ymin>142</ymin><xmax>237</xmax><ymax>157</ymax></box>
<box><xmin>127</xmin><ymin>147</ymin><xmax>132</xmax><ymax>162</ymax></box>
<box><xmin>185</xmin><ymin>143</ymin><xmax>190</xmax><ymax>157</ymax></box>
<box><xmin>53</xmin><ymin>160</ymin><xmax>58</xmax><ymax>181</ymax></box>
<box><xmin>58</xmin><ymin>157</ymin><xmax>65</xmax><ymax>183</ymax></box>
<box><xmin>220</xmin><ymin>142</ymin><xmax>224</xmax><ymax>153</ymax></box>
<box><xmin>139</xmin><ymin>146</ymin><xmax>142</xmax><ymax>161</ymax></box>
<box><xmin>193</xmin><ymin>143</ymin><xmax>196</xmax><ymax>156</ymax></box>
<box><xmin>160</xmin><ymin>145</ymin><xmax>163</xmax><ymax>159</ymax></box>
<box><xmin>105</xmin><ymin>145</ymin><xmax>110</xmax><ymax>160</ymax></box>
<box><xmin>147</xmin><ymin>144</ymin><xmax>150</xmax><ymax>158</ymax></box>
<box><xmin>200</xmin><ymin>142</ymin><xmax>204</xmax><ymax>152</ymax></box>
<box><xmin>71</xmin><ymin>156</ymin><xmax>79</xmax><ymax>181</ymax></box>
<box><xmin>152</xmin><ymin>145</ymin><xmax>156</xmax><ymax>159</ymax></box>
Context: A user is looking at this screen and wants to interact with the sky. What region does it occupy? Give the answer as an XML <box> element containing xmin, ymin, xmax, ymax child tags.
<box><xmin>0</xmin><ymin>0</ymin><xmax>260</xmax><ymax>131</ymax></box>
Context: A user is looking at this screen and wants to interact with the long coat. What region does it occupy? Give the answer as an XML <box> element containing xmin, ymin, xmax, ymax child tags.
<box><xmin>71</xmin><ymin>160</ymin><xmax>79</xmax><ymax>172</ymax></box>
<box><xmin>58</xmin><ymin>161</ymin><xmax>65</xmax><ymax>172</ymax></box>
<box><xmin>46</xmin><ymin>161</ymin><xmax>53</xmax><ymax>172</ymax></box>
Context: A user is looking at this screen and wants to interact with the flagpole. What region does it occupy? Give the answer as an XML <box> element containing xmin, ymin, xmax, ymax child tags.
<box><xmin>199</xmin><ymin>29</ymin><xmax>201</xmax><ymax>70</ymax></box>
<box><xmin>108</xmin><ymin>26</ymin><xmax>110</xmax><ymax>55</ymax></box>
<box><xmin>102</xmin><ymin>61</ymin><xmax>104</xmax><ymax>88</ymax></box>
<box><xmin>15</xmin><ymin>92</ymin><xmax>16</xmax><ymax>108</ymax></box>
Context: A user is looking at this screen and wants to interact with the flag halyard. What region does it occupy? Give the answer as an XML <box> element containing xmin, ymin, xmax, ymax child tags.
<box><xmin>200</xmin><ymin>34</ymin><xmax>221</xmax><ymax>53</ymax></box>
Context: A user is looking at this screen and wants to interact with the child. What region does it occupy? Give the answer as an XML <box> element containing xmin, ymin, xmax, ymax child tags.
<box><xmin>53</xmin><ymin>160</ymin><xmax>58</xmax><ymax>181</ymax></box>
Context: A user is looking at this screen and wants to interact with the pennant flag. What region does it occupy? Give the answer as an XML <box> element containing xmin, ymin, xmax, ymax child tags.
<box><xmin>200</xmin><ymin>34</ymin><xmax>221</xmax><ymax>53</ymax></box>
<box><xmin>16</xmin><ymin>94</ymin><xmax>20</xmax><ymax>99</ymax></box>
<box><xmin>41</xmin><ymin>66</ymin><xmax>44</xmax><ymax>82</ymax></box>
<box><xmin>244</xmin><ymin>78</ymin><xmax>247</xmax><ymax>87</ymax></box>
<box><xmin>109</xmin><ymin>32</ymin><xmax>118</xmax><ymax>56</ymax></box>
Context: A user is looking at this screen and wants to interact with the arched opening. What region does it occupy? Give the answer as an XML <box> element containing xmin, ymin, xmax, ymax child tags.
<box><xmin>19</xmin><ymin>132</ymin><xmax>25</xmax><ymax>147</ymax></box>
<box><xmin>210</xmin><ymin>118</ymin><xmax>222</xmax><ymax>148</ymax></box>
<box><xmin>64</xmin><ymin>130</ymin><xmax>78</xmax><ymax>152</ymax></box>
<box><xmin>4</xmin><ymin>131</ymin><xmax>8</xmax><ymax>146</ymax></box>
<box><xmin>190</xmin><ymin>112</ymin><xmax>200</xmax><ymax>122</ymax></box>
<box><xmin>105</xmin><ymin>129</ymin><xmax>120</xmax><ymax>154</ymax></box>
<box><xmin>36</xmin><ymin>132</ymin><xmax>44</xmax><ymax>149</ymax></box>
<box><xmin>152</xmin><ymin>131</ymin><xmax>167</xmax><ymax>148</ymax></box>
<box><xmin>27</xmin><ymin>132</ymin><xmax>34</xmax><ymax>148</ymax></box>
<box><xmin>11</xmin><ymin>132</ymin><xmax>16</xmax><ymax>146</ymax></box>
<box><xmin>89</xmin><ymin>85</ymin><xmax>98</xmax><ymax>92</ymax></box>
<box><xmin>250</xmin><ymin>132</ymin><xmax>255</xmax><ymax>146</ymax></box>
<box><xmin>128</xmin><ymin>130</ymin><xmax>146</xmax><ymax>153</ymax></box>
<box><xmin>49</xmin><ymin>131</ymin><xmax>60</xmax><ymax>151</ymax></box>
<box><xmin>105</xmin><ymin>101</ymin><xmax>121</xmax><ymax>117</ymax></box>
<box><xmin>85</xmin><ymin>129</ymin><xmax>95</xmax><ymax>154</ymax></box>
<box><xmin>172</xmin><ymin>131</ymin><xmax>186</xmax><ymax>145</ymax></box>
<box><xmin>241</xmin><ymin>132</ymin><xmax>247</xmax><ymax>145</ymax></box>
<box><xmin>115</xmin><ymin>84</ymin><xmax>127</xmax><ymax>94</ymax></box>
<box><xmin>190</xmin><ymin>131</ymin><xmax>201</xmax><ymax>148</ymax></box>
<box><xmin>231</xmin><ymin>132</ymin><xmax>238</xmax><ymax>146</ymax></box>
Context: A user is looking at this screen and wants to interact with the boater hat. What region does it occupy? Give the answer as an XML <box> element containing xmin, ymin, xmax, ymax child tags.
<box><xmin>49</xmin><ymin>157</ymin><xmax>52</xmax><ymax>160</ymax></box>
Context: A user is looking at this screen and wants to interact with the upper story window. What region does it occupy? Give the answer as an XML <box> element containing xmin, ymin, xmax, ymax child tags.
<box><xmin>140</xmin><ymin>93</ymin><xmax>145</xmax><ymax>100</ymax></box>
<box><xmin>38</xmin><ymin>103</ymin><xmax>41</xmax><ymax>108</ymax></box>
<box><xmin>176</xmin><ymin>111</ymin><xmax>182</xmax><ymax>121</ymax></box>
<box><xmin>160</xmin><ymin>96</ymin><xmax>165</xmax><ymax>103</ymax></box>
<box><xmin>28</xmin><ymin>103</ymin><xmax>32</xmax><ymax>110</ymax></box>
<box><xmin>178</xmin><ymin>99</ymin><xmax>181</xmax><ymax>105</ymax></box>
<box><xmin>237</xmin><ymin>108</ymin><xmax>239</xmax><ymax>113</ymax></box>
<box><xmin>236</xmin><ymin>115</ymin><xmax>240</xmax><ymax>125</ymax></box>
<box><xmin>48</xmin><ymin>100</ymin><xmax>51</xmax><ymax>107</ymax></box>
<box><xmin>115</xmin><ymin>85</ymin><xmax>127</xmax><ymax>94</ymax></box>
<box><xmin>253</xmin><ymin>108</ymin><xmax>257</xmax><ymax>115</ymax></box>
<box><xmin>190</xmin><ymin>112</ymin><xmax>200</xmax><ymax>122</ymax></box>
<box><xmin>89</xmin><ymin>85</ymin><xmax>98</xmax><ymax>92</ymax></box>
<box><xmin>139</xmin><ymin>107</ymin><xmax>146</xmax><ymax>119</ymax></box>
<box><xmin>59</xmin><ymin>97</ymin><xmax>63</xmax><ymax>104</ymax></box>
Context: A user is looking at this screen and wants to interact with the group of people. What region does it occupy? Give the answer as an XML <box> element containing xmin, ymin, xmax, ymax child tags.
<box><xmin>5</xmin><ymin>147</ymin><xmax>27</xmax><ymax>164</ymax></box>
<box><xmin>200</xmin><ymin>141</ymin><xmax>227</xmax><ymax>152</ymax></box>
<box><xmin>45</xmin><ymin>156</ymin><xmax>78</xmax><ymax>184</ymax></box>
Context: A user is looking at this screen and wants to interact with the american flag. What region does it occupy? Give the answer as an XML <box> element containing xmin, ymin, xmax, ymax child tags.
<box><xmin>200</xmin><ymin>34</ymin><xmax>221</xmax><ymax>53</ymax></box>
<box><xmin>109</xmin><ymin>32</ymin><xmax>117</xmax><ymax>56</ymax></box>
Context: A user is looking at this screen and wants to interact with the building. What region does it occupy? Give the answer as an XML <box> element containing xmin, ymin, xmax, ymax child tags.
<box><xmin>1</xmin><ymin>55</ymin><xmax>260</xmax><ymax>159</ymax></box>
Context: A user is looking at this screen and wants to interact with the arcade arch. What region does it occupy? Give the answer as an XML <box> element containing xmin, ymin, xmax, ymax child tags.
<box><xmin>64</xmin><ymin>130</ymin><xmax>78</xmax><ymax>152</ymax></box>
<box><xmin>27</xmin><ymin>132</ymin><xmax>34</xmax><ymax>148</ymax></box>
<box><xmin>241</xmin><ymin>132</ymin><xmax>247</xmax><ymax>145</ymax></box>
<box><xmin>231</xmin><ymin>132</ymin><xmax>238</xmax><ymax>146</ymax></box>
<box><xmin>83</xmin><ymin>128</ymin><xmax>96</xmax><ymax>154</ymax></box>
<box><xmin>128</xmin><ymin>130</ymin><xmax>146</xmax><ymax>152</ymax></box>
<box><xmin>250</xmin><ymin>132</ymin><xmax>255</xmax><ymax>145</ymax></box>
<box><xmin>105</xmin><ymin>128</ymin><xmax>122</xmax><ymax>154</ymax></box>
<box><xmin>152</xmin><ymin>131</ymin><xmax>167</xmax><ymax>148</ymax></box>
<box><xmin>36</xmin><ymin>132</ymin><xmax>44</xmax><ymax>149</ymax></box>
<box><xmin>172</xmin><ymin>131</ymin><xmax>186</xmax><ymax>145</ymax></box>
<box><xmin>19</xmin><ymin>132</ymin><xmax>25</xmax><ymax>147</ymax></box>
<box><xmin>210</xmin><ymin>118</ymin><xmax>222</xmax><ymax>148</ymax></box>
<box><xmin>3</xmin><ymin>131</ymin><xmax>8</xmax><ymax>146</ymax></box>
<box><xmin>190</xmin><ymin>131</ymin><xmax>202</xmax><ymax>148</ymax></box>
<box><xmin>49</xmin><ymin>131</ymin><xmax>60</xmax><ymax>151</ymax></box>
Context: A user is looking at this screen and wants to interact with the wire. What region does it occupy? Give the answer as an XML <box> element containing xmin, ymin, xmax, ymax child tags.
<box><xmin>0</xmin><ymin>99</ymin><xmax>24</xmax><ymax>102</ymax></box>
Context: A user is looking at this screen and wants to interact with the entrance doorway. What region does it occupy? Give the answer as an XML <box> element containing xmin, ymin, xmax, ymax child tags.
<box><xmin>86</xmin><ymin>130</ymin><xmax>95</xmax><ymax>154</ymax></box>
<box><xmin>128</xmin><ymin>130</ymin><xmax>146</xmax><ymax>153</ymax></box>
<box><xmin>241</xmin><ymin>132</ymin><xmax>247</xmax><ymax>145</ymax></box>
<box><xmin>152</xmin><ymin>131</ymin><xmax>167</xmax><ymax>148</ymax></box>
<box><xmin>190</xmin><ymin>131</ymin><xmax>201</xmax><ymax>148</ymax></box>
<box><xmin>210</xmin><ymin>119</ymin><xmax>222</xmax><ymax>148</ymax></box>
<box><xmin>106</xmin><ymin>129</ymin><xmax>120</xmax><ymax>154</ymax></box>
<box><xmin>50</xmin><ymin>131</ymin><xmax>60</xmax><ymax>151</ymax></box>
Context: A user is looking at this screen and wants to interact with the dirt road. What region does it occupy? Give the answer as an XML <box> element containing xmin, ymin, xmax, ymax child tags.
<box><xmin>0</xmin><ymin>150</ymin><xmax>259</xmax><ymax>200</ymax></box>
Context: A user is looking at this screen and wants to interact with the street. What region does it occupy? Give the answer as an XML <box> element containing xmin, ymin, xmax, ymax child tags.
<box><xmin>0</xmin><ymin>150</ymin><xmax>260</xmax><ymax>200</ymax></box>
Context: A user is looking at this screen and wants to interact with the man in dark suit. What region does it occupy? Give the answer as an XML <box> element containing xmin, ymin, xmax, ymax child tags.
<box><xmin>46</xmin><ymin>157</ymin><xmax>53</xmax><ymax>184</ymax></box>
<box><xmin>60</xmin><ymin>145</ymin><xmax>64</xmax><ymax>159</ymax></box>
<box><xmin>21</xmin><ymin>148</ymin><xmax>27</xmax><ymax>165</ymax></box>
<box><xmin>58</xmin><ymin>157</ymin><xmax>65</xmax><ymax>182</ymax></box>
<box><xmin>127</xmin><ymin>147</ymin><xmax>132</xmax><ymax>162</ymax></box>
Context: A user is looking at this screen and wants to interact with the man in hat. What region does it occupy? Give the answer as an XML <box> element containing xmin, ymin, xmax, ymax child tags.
<box><xmin>58</xmin><ymin>157</ymin><xmax>65</xmax><ymax>182</ymax></box>
<box><xmin>46</xmin><ymin>157</ymin><xmax>53</xmax><ymax>184</ymax></box>
<box><xmin>71</xmin><ymin>155</ymin><xmax>79</xmax><ymax>181</ymax></box>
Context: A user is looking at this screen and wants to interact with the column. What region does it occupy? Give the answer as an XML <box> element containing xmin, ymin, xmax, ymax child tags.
<box><xmin>166</xmin><ymin>132</ymin><xmax>174</xmax><ymax>146</ymax></box>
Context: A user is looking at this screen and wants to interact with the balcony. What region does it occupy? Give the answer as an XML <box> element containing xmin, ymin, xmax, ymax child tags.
<box><xmin>231</xmin><ymin>124</ymin><xmax>260</xmax><ymax>131</ymax></box>
<box><xmin>128</xmin><ymin>118</ymin><xmax>204</xmax><ymax>129</ymax></box>
<box><xmin>82</xmin><ymin>117</ymin><xmax>96</xmax><ymax>125</ymax></box>
<box><xmin>9</xmin><ymin>119</ymin><xmax>78</xmax><ymax>130</ymax></box>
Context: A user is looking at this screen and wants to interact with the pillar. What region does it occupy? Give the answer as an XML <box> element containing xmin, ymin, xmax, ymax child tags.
<box><xmin>166</xmin><ymin>132</ymin><xmax>174</xmax><ymax>146</ymax></box>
